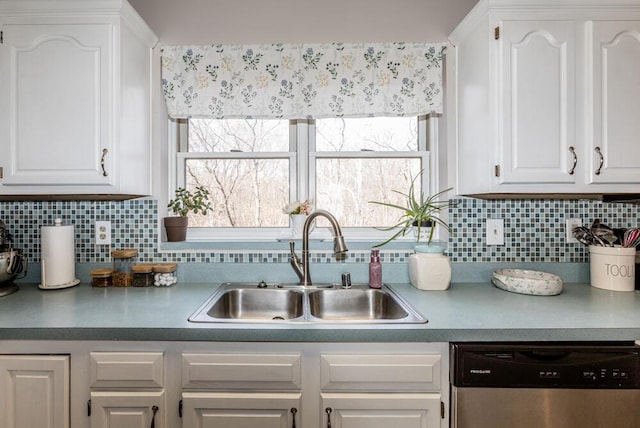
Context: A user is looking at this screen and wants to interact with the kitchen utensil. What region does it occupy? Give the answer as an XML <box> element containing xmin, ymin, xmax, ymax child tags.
<box><xmin>0</xmin><ymin>220</ymin><xmax>7</xmax><ymax>247</ymax></box>
<box><xmin>590</xmin><ymin>219</ymin><xmax>617</xmax><ymax>246</ymax></box>
<box><xmin>623</xmin><ymin>228</ymin><xmax>640</xmax><ymax>248</ymax></box>
<box><xmin>573</xmin><ymin>226</ymin><xmax>597</xmax><ymax>246</ymax></box>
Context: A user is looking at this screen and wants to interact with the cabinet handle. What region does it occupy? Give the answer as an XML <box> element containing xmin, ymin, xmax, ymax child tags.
<box><xmin>100</xmin><ymin>148</ymin><xmax>108</xmax><ymax>177</ymax></box>
<box><xmin>150</xmin><ymin>405</ymin><xmax>158</xmax><ymax>428</ymax></box>
<box><xmin>594</xmin><ymin>146</ymin><xmax>604</xmax><ymax>175</ymax></box>
<box><xmin>325</xmin><ymin>407</ymin><xmax>332</xmax><ymax>428</ymax></box>
<box><xmin>291</xmin><ymin>407</ymin><xmax>297</xmax><ymax>428</ymax></box>
<box><xmin>568</xmin><ymin>146</ymin><xmax>577</xmax><ymax>175</ymax></box>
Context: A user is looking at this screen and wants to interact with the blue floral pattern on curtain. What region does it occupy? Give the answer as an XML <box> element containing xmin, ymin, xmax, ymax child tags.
<box><xmin>161</xmin><ymin>42</ymin><xmax>446</xmax><ymax>119</ymax></box>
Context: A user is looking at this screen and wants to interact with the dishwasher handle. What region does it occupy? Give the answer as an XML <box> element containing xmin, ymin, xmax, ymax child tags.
<box><xmin>518</xmin><ymin>350</ymin><xmax>569</xmax><ymax>362</ymax></box>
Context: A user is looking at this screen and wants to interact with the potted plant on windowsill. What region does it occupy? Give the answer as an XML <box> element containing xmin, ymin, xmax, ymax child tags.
<box><xmin>369</xmin><ymin>172</ymin><xmax>456</xmax><ymax>291</ymax></box>
<box><xmin>164</xmin><ymin>186</ymin><xmax>212</xmax><ymax>242</ymax></box>
<box><xmin>282</xmin><ymin>199</ymin><xmax>313</xmax><ymax>238</ymax></box>
<box><xmin>368</xmin><ymin>172</ymin><xmax>454</xmax><ymax>248</ymax></box>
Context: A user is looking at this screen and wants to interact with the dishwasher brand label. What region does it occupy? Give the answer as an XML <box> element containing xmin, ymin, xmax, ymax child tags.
<box><xmin>469</xmin><ymin>369</ymin><xmax>492</xmax><ymax>375</ymax></box>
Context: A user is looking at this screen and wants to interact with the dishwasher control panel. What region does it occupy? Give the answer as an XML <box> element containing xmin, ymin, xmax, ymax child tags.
<box><xmin>451</xmin><ymin>342</ymin><xmax>640</xmax><ymax>388</ymax></box>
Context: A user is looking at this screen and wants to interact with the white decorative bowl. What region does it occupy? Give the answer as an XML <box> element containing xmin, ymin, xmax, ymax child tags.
<box><xmin>491</xmin><ymin>269</ymin><xmax>563</xmax><ymax>296</ymax></box>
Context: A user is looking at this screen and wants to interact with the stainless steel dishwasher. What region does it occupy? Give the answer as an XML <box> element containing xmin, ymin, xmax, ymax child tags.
<box><xmin>451</xmin><ymin>342</ymin><xmax>640</xmax><ymax>428</ymax></box>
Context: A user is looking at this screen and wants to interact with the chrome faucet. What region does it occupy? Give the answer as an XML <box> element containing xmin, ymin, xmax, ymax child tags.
<box><xmin>289</xmin><ymin>209</ymin><xmax>348</xmax><ymax>285</ymax></box>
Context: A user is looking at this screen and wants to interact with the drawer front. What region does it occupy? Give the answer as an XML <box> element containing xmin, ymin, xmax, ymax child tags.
<box><xmin>321</xmin><ymin>353</ymin><xmax>441</xmax><ymax>392</ymax></box>
<box><xmin>182</xmin><ymin>353</ymin><xmax>302</xmax><ymax>390</ymax></box>
<box><xmin>90</xmin><ymin>352</ymin><xmax>164</xmax><ymax>388</ymax></box>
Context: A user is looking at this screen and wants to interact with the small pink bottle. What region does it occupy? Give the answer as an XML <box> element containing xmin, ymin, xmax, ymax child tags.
<box><xmin>369</xmin><ymin>249</ymin><xmax>382</xmax><ymax>288</ymax></box>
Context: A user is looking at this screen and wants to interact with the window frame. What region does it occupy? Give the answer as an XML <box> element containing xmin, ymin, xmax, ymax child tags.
<box><xmin>169</xmin><ymin>115</ymin><xmax>440</xmax><ymax>243</ymax></box>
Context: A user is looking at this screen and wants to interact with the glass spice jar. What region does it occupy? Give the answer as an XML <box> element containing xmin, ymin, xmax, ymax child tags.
<box><xmin>132</xmin><ymin>264</ymin><xmax>154</xmax><ymax>287</ymax></box>
<box><xmin>153</xmin><ymin>263</ymin><xmax>178</xmax><ymax>287</ymax></box>
<box><xmin>111</xmin><ymin>249</ymin><xmax>138</xmax><ymax>287</ymax></box>
<box><xmin>90</xmin><ymin>268</ymin><xmax>113</xmax><ymax>287</ymax></box>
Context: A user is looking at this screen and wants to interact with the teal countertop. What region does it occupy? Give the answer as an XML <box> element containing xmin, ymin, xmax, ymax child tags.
<box><xmin>1</xmin><ymin>282</ymin><xmax>639</xmax><ymax>342</ymax></box>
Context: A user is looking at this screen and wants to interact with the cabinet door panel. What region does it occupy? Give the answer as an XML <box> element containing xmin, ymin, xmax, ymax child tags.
<box><xmin>321</xmin><ymin>393</ymin><xmax>441</xmax><ymax>428</ymax></box>
<box><xmin>90</xmin><ymin>391</ymin><xmax>164</xmax><ymax>428</ymax></box>
<box><xmin>0</xmin><ymin>355</ymin><xmax>69</xmax><ymax>428</ymax></box>
<box><xmin>181</xmin><ymin>392</ymin><xmax>301</xmax><ymax>428</ymax></box>
<box><xmin>0</xmin><ymin>23</ymin><xmax>113</xmax><ymax>187</ymax></box>
<box><xmin>498</xmin><ymin>20</ymin><xmax>576</xmax><ymax>184</ymax></box>
<box><xmin>589</xmin><ymin>21</ymin><xmax>640</xmax><ymax>183</ymax></box>
<box><xmin>320</xmin><ymin>353</ymin><xmax>441</xmax><ymax>392</ymax></box>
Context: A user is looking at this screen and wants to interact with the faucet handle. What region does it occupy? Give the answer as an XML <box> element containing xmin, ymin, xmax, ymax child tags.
<box><xmin>341</xmin><ymin>272</ymin><xmax>352</xmax><ymax>289</ymax></box>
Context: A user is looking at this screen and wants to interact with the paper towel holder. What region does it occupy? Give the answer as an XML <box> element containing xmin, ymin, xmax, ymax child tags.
<box><xmin>39</xmin><ymin>218</ymin><xmax>80</xmax><ymax>290</ymax></box>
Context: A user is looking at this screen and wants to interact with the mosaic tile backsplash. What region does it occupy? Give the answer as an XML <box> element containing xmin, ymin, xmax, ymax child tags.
<box><xmin>1</xmin><ymin>198</ymin><xmax>638</xmax><ymax>265</ymax></box>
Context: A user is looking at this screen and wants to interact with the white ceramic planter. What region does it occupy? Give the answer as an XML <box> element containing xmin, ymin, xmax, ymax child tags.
<box><xmin>408</xmin><ymin>245</ymin><xmax>451</xmax><ymax>291</ymax></box>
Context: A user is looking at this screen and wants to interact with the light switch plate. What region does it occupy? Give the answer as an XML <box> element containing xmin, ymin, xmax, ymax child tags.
<box><xmin>486</xmin><ymin>218</ymin><xmax>505</xmax><ymax>245</ymax></box>
<box><xmin>565</xmin><ymin>218</ymin><xmax>582</xmax><ymax>243</ymax></box>
<box><xmin>95</xmin><ymin>220</ymin><xmax>111</xmax><ymax>245</ymax></box>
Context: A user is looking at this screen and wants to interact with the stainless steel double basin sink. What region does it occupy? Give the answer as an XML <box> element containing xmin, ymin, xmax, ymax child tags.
<box><xmin>188</xmin><ymin>282</ymin><xmax>427</xmax><ymax>324</ymax></box>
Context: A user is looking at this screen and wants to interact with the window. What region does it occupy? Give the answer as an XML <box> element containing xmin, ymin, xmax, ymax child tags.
<box><xmin>171</xmin><ymin>116</ymin><xmax>437</xmax><ymax>242</ymax></box>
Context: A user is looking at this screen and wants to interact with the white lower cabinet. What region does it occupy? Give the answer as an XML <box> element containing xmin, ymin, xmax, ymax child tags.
<box><xmin>0</xmin><ymin>355</ymin><xmax>70</xmax><ymax>428</ymax></box>
<box><xmin>319</xmin><ymin>352</ymin><xmax>445</xmax><ymax>428</ymax></box>
<box><xmin>0</xmin><ymin>341</ymin><xmax>449</xmax><ymax>428</ymax></box>
<box><xmin>88</xmin><ymin>352</ymin><xmax>165</xmax><ymax>428</ymax></box>
<box><xmin>181</xmin><ymin>392</ymin><xmax>301</xmax><ymax>428</ymax></box>
<box><xmin>321</xmin><ymin>393</ymin><xmax>441</xmax><ymax>428</ymax></box>
<box><xmin>89</xmin><ymin>391</ymin><xmax>164</xmax><ymax>428</ymax></box>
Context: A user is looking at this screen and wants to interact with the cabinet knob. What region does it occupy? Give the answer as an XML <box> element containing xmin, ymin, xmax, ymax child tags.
<box><xmin>150</xmin><ymin>405</ymin><xmax>158</xmax><ymax>428</ymax></box>
<box><xmin>594</xmin><ymin>146</ymin><xmax>604</xmax><ymax>175</ymax></box>
<box><xmin>568</xmin><ymin>146</ymin><xmax>577</xmax><ymax>175</ymax></box>
<box><xmin>100</xmin><ymin>148</ymin><xmax>108</xmax><ymax>177</ymax></box>
<box><xmin>325</xmin><ymin>407</ymin><xmax>333</xmax><ymax>428</ymax></box>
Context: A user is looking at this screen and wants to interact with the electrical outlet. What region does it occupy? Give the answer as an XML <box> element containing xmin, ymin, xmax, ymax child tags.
<box><xmin>95</xmin><ymin>220</ymin><xmax>111</xmax><ymax>245</ymax></box>
<box><xmin>566</xmin><ymin>218</ymin><xmax>582</xmax><ymax>243</ymax></box>
<box><xmin>486</xmin><ymin>218</ymin><xmax>505</xmax><ymax>245</ymax></box>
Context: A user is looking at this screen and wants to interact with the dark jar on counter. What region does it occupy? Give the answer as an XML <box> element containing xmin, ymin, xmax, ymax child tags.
<box><xmin>132</xmin><ymin>264</ymin><xmax>154</xmax><ymax>287</ymax></box>
<box><xmin>91</xmin><ymin>268</ymin><xmax>113</xmax><ymax>288</ymax></box>
<box><xmin>111</xmin><ymin>249</ymin><xmax>138</xmax><ymax>287</ymax></box>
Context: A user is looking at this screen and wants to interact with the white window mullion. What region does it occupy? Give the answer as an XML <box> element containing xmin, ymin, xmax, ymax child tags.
<box><xmin>294</xmin><ymin>120</ymin><xmax>310</xmax><ymax>203</ymax></box>
<box><xmin>307</xmin><ymin>119</ymin><xmax>317</xmax><ymax>207</ymax></box>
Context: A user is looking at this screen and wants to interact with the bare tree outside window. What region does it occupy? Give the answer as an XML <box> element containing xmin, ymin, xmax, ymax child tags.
<box><xmin>315</xmin><ymin>117</ymin><xmax>422</xmax><ymax>228</ymax></box>
<box><xmin>185</xmin><ymin>119</ymin><xmax>289</xmax><ymax>228</ymax></box>
<box><xmin>180</xmin><ymin>116</ymin><xmax>427</xmax><ymax>235</ymax></box>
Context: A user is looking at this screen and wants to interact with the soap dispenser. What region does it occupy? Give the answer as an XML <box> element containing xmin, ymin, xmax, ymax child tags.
<box><xmin>369</xmin><ymin>249</ymin><xmax>382</xmax><ymax>289</ymax></box>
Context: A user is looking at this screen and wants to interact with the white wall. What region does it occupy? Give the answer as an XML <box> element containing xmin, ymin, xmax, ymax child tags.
<box><xmin>128</xmin><ymin>0</ymin><xmax>478</xmax><ymax>44</ymax></box>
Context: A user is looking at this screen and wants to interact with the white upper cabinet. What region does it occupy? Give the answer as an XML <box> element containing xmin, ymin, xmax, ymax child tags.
<box><xmin>588</xmin><ymin>20</ymin><xmax>640</xmax><ymax>184</ymax></box>
<box><xmin>0</xmin><ymin>0</ymin><xmax>157</xmax><ymax>197</ymax></box>
<box><xmin>449</xmin><ymin>0</ymin><xmax>640</xmax><ymax>196</ymax></box>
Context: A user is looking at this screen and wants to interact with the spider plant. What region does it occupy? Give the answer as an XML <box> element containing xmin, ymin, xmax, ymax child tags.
<box><xmin>369</xmin><ymin>172</ymin><xmax>455</xmax><ymax>247</ymax></box>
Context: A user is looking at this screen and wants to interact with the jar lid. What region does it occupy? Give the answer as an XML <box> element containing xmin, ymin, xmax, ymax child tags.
<box><xmin>153</xmin><ymin>262</ymin><xmax>178</xmax><ymax>273</ymax></box>
<box><xmin>132</xmin><ymin>264</ymin><xmax>154</xmax><ymax>273</ymax></box>
<box><xmin>111</xmin><ymin>249</ymin><xmax>138</xmax><ymax>258</ymax></box>
<box><xmin>91</xmin><ymin>268</ymin><xmax>113</xmax><ymax>277</ymax></box>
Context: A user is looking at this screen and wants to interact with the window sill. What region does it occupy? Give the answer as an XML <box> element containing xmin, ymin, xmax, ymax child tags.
<box><xmin>158</xmin><ymin>239</ymin><xmax>437</xmax><ymax>253</ymax></box>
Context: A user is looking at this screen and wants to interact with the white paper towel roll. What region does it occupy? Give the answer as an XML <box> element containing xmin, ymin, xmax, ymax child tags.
<box><xmin>40</xmin><ymin>218</ymin><xmax>79</xmax><ymax>289</ymax></box>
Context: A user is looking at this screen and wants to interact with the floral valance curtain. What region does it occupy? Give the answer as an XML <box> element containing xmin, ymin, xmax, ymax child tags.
<box><xmin>161</xmin><ymin>42</ymin><xmax>446</xmax><ymax>119</ymax></box>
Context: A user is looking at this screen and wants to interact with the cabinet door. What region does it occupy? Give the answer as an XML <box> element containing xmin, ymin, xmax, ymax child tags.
<box><xmin>90</xmin><ymin>391</ymin><xmax>164</xmax><ymax>428</ymax></box>
<box><xmin>0</xmin><ymin>355</ymin><xmax>69</xmax><ymax>428</ymax></box>
<box><xmin>497</xmin><ymin>20</ymin><xmax>576</xmax><ymax>185</ymax></box>
<box><xmin>588</xmin><ymin>21</ymin><xmax>640</xmax><ymax>184</ymax></box>
<box><xmin>0</xmin><ymin>22</ymin><xmax>113</xmax><ymax>187</ymax></box>
<box><xmin>321</xmin><ymin>393</ymin><xmax>441</xmax><ymax>428</ymax></box>
<box><xmin>181</xmin><ymin>392</ymin><xmax>301</xmax><ymax>428</ymax></box>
